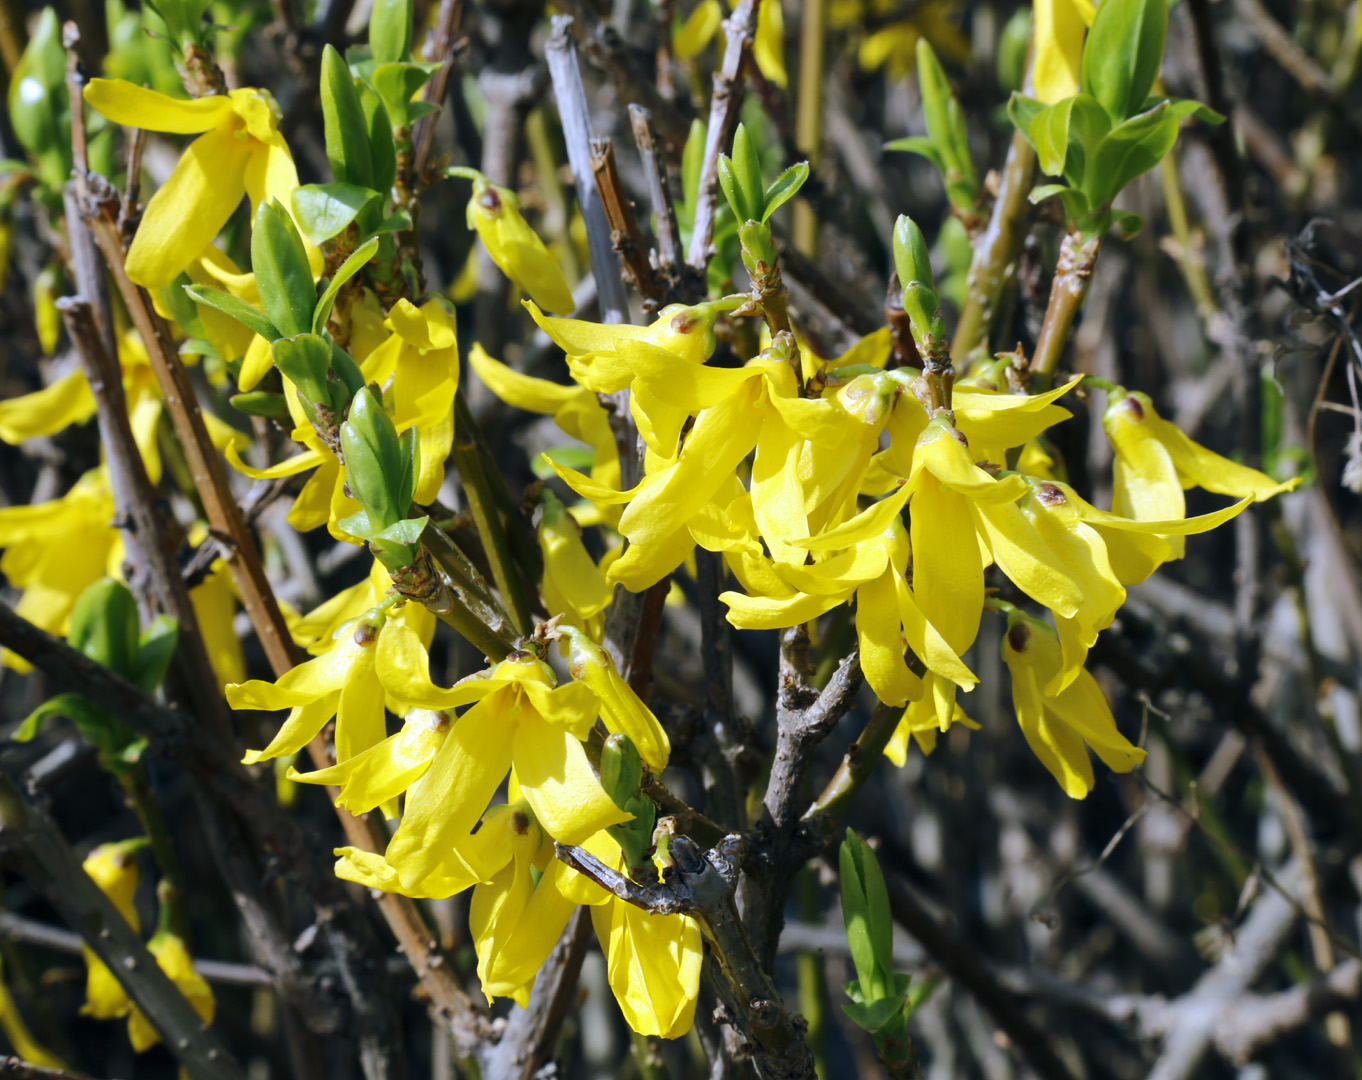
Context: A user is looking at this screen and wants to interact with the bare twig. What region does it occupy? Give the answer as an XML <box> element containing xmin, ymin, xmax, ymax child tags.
<box><xmin>591</xmin><ymin>137</ymin><xmax>667</xmax><ymax>312</ymax></box>
<box><xmin>685</xmin><ymin>0</ymin><xmax>760</xmax><ymax>274</ymax></box>
<box><xmin>628</xmin><ymin>104</ymin><xmax>692</xmax><ymax>302</ymax></box>
<box><xmin>412</xmin><ymin>0</ymin><xmax>465</xmax><ymax>180</ymax></box>
<box><xmin>0</xmin><ymin>1058</ymin><xmax>96</xmax><ymax>1080</ymax></box>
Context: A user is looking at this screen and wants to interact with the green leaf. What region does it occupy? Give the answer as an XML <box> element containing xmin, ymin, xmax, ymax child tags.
<box><xmin>251</xmin><ymin>199</ymin><xmax>317</xmax><ymax>339</ymax></box>
<box><xmin>1030</xmin><ymin>183</ymin><xmax>1091</xmax><ymax>224</ymax></box>
<box><xmin>338</xmin><ymin>509</ymin><xmax>378</xmax><ymax>541</ymax></box>
<box><xmin>997</xmin><ymin>7</ymin><xmax>1032</xmax><ymax>93</ymax></box>
<box><xmin>731</xmin><ymin>122</ymin><xmax>765</xmax><ymax>222</ymax></box>
<box><xmin>1081</xmin><ymin>0</ymin><xmax>1169</xmax><ymax>123</ymax></box>
<box><xmin>1030</xmin><ymin>94</ymin><xmax>1110</xmax><ymax>186</ymax></box>
<box><xmin>397</xmin><ymin>424</ymin><xmax>419</xmax><ymax>511</ymax></box>
<box><xmin>916</xmin><ymin>38</ymin><xmax>973</xmax><ymax>190</ymax></box>
<box><xmin>761</xmin><ymin>162</ymin><xmax>809</xmax><ymax>222</ymax></box>
<box><xmin>883</xmin><ymin>136</ymin><xmax>945</xmax><ymax>171</ymax></box>
<box><xmin>132</xmin><ymin>614</ymin><xmax>178</xmax><ymax>693</ymax></box>
<box><xmin>292</xmin><ymin>183</ymin><xmax>382</xmax><ymax>247</ymax></box>
<box><xmin>369</xmin><ymin>61</ymin><xmax>435</xmax><ymax>129</ymax></box>
<box><xmin>270</xmin><ymin>333</ymin><xmax>334</xmax><ymax>405</ymax></box>
<box><xmin>368</xmin><ymin>515</ymin><xmax>428</xmax><ymax>570</ymax></box>
<box><xmin>341</xmin><ymin>387</ymin><xmax>406</xmax><ymax>529</ymax></box>
<box><xmin>1006</xmin><ymin>93</ymin><xmax>1046</xmax><ymax>141</ymax></box>
<box><xmin>1030</xmin><ymin>98</ymin><xmax>1077</xmax><ymax>178</ymax></box>
<box><xmin>16</xmin><ymin>694</ymin><xmax>98</xmax><ymax>742</ymax></box>
<box><xmin>718</xmin><ymin>156</ymin><xmax>752</xmax><ymax>226</ymax></box>
<box><xmin>681</xmin><ymin>119</ymin><xmax>707</xmax><ymax>213</ymax></box>
<box><xmin>320</xmin><ymin>44</ymin><xmax>374</xmax><ymax>189</ymax></box>
<box><xmin>330</xmin><ymin>341</ymin><xmax>367</xmax><ymax>403</ymax></box>
<box><xmin>312</xmin><ymin>235</ymin><xmax>381</xmax><ymax>335</ymax></box>
<box><xmin>1085</xmin><ymin>102</ymin><xmax>1180</xmax><ymax>207</ymax></box>
<box><xmin>369</xmin><ymin>0</ymin><xmax>412</xmax><ymax>64</ymax></box>
<box><xmin>373</xmin><ymin>209</ymin><xmax>413</xmax><ymax>235</ymax></box>
<box><xmin>1144</xmin><ymin>95</ymin><xmax>1227</xmax><ymax>126</ymax></box>
<box><xmin>839</xmin><ymin>837</ymin><xmax>878</xmax><ymax>994</ymax></box>
<box><xmin>184</xmin><ymin>285</ymin><xmax>280</xmax><ymax>342</ymax></box>
<box><xmin>362</xmin><ymin>87</ymin><xmax>398</xmax><ymax>197</ymax></box>
<box><xmin>230</xmin><ymin>390</ymin><xmax>290</xmax><ymax>418</ymax></box>
<box><xmin>68</xmin><ymin>578</ymin><xmax>140</xmax><ymax>678</ymax></box>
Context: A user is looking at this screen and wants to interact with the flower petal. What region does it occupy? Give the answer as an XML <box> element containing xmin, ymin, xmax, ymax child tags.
<box><xmin>83</xmin><ymin>79</ymin><xmax>233</xmax><ymax>133</ymax></box>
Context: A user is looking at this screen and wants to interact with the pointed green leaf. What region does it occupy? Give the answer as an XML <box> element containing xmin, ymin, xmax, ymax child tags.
<box><xmin>321</xmin><ymin>44</ymin><xmax>375</xmax><ymax>189</ymax></box>
<box><xmin>1085</xmin><ymin>102</ymin><xmax>1180</xmax><ymax>206</ymax></box>
<box><xmin>369</xmin><ymin>0</ymin><xmax>412</xmax><ymax>64</ymax></box>
<box><xmin>270</xmin><ymin>333</ymin><xmax>334</xmax><ymax>405</ymax></box>
<box><xmin>68</xmin><ymin>578</ymin><xmax>140</xmax><ymax>678</ymax></box>
<box><xmin>184</xmin><ymin>285</ymin><xmax>280</xmax><ymax>342</ymax></box>
<box><xmin>252</xmin><ymin>199</ymin><xmax>317</xmax><ymax>339</ymax></box>
<box><xmin>312</xmin><ymin>235</ymin><xmax>381</xmax><ymax>334</ymax></box>
<box><xmin>1082</xmin><ymin>0</ymin><xmax>1169</xmax><ymax>123</ymax></box>
<box><xmin>292</xmin><ymin>183</ymin><xmax>382</xmax><ymax>246</ymax></box>
<box><xmin>884</xmin><ymin>136</ymin><xmax>945</xmax><ymax>170</ymax></box>
<box><xmin>132</xmin><ymin>614</ymin><xmax>179</xmax><ymax>693</ymax></box>
<box><xmin>362</xmin><ymin>87</ymin><xmax>398</xmax><ymax>197</ymax></box>
<box><xmin>731</xmin><ymin>122</ymin><xmax>765</xmax><ymax>222</ymax></box>
<box><xmin>761</xmin><ymin>162</ymin><xmax>809</xmax><ymax>222</ymax></box>
<box><xmin>1007</xmin><ymin>93</ymin><xmax>1046</xmax><ymax>142</ymax></box>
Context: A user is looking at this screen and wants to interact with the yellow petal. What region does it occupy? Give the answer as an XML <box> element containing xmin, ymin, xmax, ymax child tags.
<box><xmin>856</xmin><ymin>569</ymin><xmax>921</xmax><ymax>707</ymax></box>
<box><xmin>1033</xmin><ymin>0</ymin><xmax>1095</xmax><ymax>104</ymax></box>
<box><xmin>386</xmin><ymin>690</ymin><xmax>518</xmax><ymax>887</ymax></box>
<box><xmin>606</xmin><ymin>526</ymin><xmax>696</xmax><ymax>591</ymax></box>
<box><xmin>470</xmin><ymin>343</ymin><xmax>581</xmax><ymax>413</ymax></box>
<box><xmin>909</xmin><ymin>473</ymin><xmax>983</xmax><ymax>656</ymax></box>
<box><xmin>0</xmin><ymin>369</ymin><xmax>96</xmax><ymax>444</ymax></box>
<box><xmin>290</xmin><ymin>708</ymin><xmax>451</xmax><ymax>813</ymax></box>
<box><xmin>972</xmin><ymin>500</ymin><xmax>1082</xmax><ymax>619</ymax></box>
<box><xmin>125</xmin><ymin>124</ymin><xmax>252</xmax><ymax>288</ymax></box>
<box><xmin>512</xmin><ymin>712</ymin><xmax>631</xmax><ymax>844</ymax></box>
<box><xmin>673</xmin><ymin>0</ymin><xmax>722</xmax><ymax>58</ymax></box>
<box><xmin>592</xmin><ymin>898</ymin><xmax>703</xmax><ymax>1039</ymax></box>
<box><xmin>376</xmin><ymin>621</ymin><xmax>506</xmax><ymax>709</ymax></box>
<box><xmin>83</xmin><ymin>78</ymin><xmax>234</xmax><ymax>133</ymax></box>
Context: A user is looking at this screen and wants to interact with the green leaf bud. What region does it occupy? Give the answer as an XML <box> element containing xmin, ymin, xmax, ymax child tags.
<box><xmin>68</xmin><ymin>578</ymin><xmax>142</xmax><ymax>680</ymax></box>
<box><xmin>340</xmin><ymin>386</ymin><xmax>406</xmax><ymax>531</ymax></box>
<box><xmin>251</xmin><ymin>199</ymin><xmax>316</xmax><ymax>340</ymax></box>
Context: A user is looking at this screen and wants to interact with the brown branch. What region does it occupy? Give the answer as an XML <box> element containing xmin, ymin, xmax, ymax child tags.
<box><xmin>802</xmin><ymin>702</ymin><xmax>902</xmax><ymax>833</ymax></box>
<box><xmin>591</xmin><ymin>137</ymin><xmax>667</xmax><ymax>312</ymax></box>
<box><xmin>412</xmin><ymin>0</ymin><xmax>465</xmax><ymax>180</ymax></box>
<box><xmin>1031</xmin><ymin>230</ymin><xmax>1102</xmax><ymax>379</ymax></box>
<box><xmin>686</xmin><ymin>0</ymin><xmax>760</xmax><ymax>273</ymax></box>
<box><xmin>0</xmin><ymin>774</ymin><xmax>244</xmax><ymax>1080</ymax></box>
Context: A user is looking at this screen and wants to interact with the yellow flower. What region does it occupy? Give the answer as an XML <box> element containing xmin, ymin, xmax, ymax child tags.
<box><xmin>83</xmin><ymin>80</ymin><xmax>304</xmax><ymax>288</ymax></box>
<box><xmin>288</xmin><ymin>559</ymin><xmax>435</xmax><ymax>657</ymax></box>
<box><xmin>0</xmin><ymin>470</ymin><xmax>121</xmax><ymax>672</ymax></box>
<box><xmin>560</xmin><ymin>625</ymin><xmax>671</xmax><ymax>771</ymax></box>
<box><xmin>362</xmin><ymin>298</ymin><xmax>460</xmax><ymax>503</ymax></box>
<box><xmin>540</xmin><ymin>492</ymin><xmax>613</xmax><ymax>638</ymax></box>
<box><xmin>80</xmin><ymin>842</ymin><xmax>143</xmax><ymax>1022</ymax></box>
<box><xmin>287</xmin><ymin>706</ymin><xmax>452</xmax><ymax>815</ymax></box>
<box><xmin>470</xmin><ymin>343</ymin><xmax>621</xmax><ymax>499</ymax></box>
<box><xmin>1103</xmin><ymin>389</ymin><xmax>1297</xmax><ymax>577</ymax></box>
<box><xmin>752</xmin><ymin>0</ymin><xmax>787</xmax><ymax>88</ymax></box>
<box><xmin>188</xmin><ymin>561</ymin><xmax>246</xmax><ymax>688</ymax></box>
<box><xmin>1001</xmin><ymin>610</ymin><xmax>1145</xmax><ymax>799</ymax></box>
<box><xmin>378</xmin><ymin>650</ymin><xmax>630</xmax><ymax>890</ymax></box>
<box><xmin>673</xmin><ymin>0</ymin><xmax>722</xmax><ymax>60</ymax></box>
<box><xmin>228</xmin><ymin>600</ymin><xmax>405</xmax><ymax>765</ymax></box>
<box><xmin>1033</xmin><ymin>0</ymin><xmax>1095</xmax><ymax>104</ymax></box>
<box><xmin>884</xmin><ymin>689</ymin><xmax>978</xmax><ymax>764</ymax></box>
<box><xmin>126</xmin><ymin>933</ymin><xmax>215</xmax><ymax>1053</ymax></box>
<box><xmin>462</xmin><ymin>172</ymin><xmax>574</xmax><ymax>314</ymax></box>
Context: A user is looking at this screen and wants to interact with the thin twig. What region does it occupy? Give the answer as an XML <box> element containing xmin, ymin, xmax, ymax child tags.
<box><xmin>412</xmin><ymin>0</ymin><xmax>465</xmax><ymax>180</ymax></box>
<box><xmin>686</xmin><ymin>0</ymin><xmax>760</xmax><ymax>273</ymax></box>
<box><xmin>591</xmin><ymin>137</ymin><xmax>667</xmax><ymax>312</ymax></box>
<box><xmin>628</xmin><ymin>104</ymin><xmax>691</xmax><ymax>302</ymax></box>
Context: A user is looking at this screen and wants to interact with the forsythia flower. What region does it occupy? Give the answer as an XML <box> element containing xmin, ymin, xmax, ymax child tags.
<box><xmin>539</xmin><ymin>491</ymin><xmax>613</xmax><ymax>637</ymax></box>
<box><xmin>83</xmin><ymin>80</ymin><xmax>304</xmax><ymax>288</ymax></box>
<box><xmin>362</xmin><ymin>298</ymin><xmax>460</xmax><ymax>503</ymax></box>
<box><xmin>0</xmin><ymin>954</ymin><xmax>64</xmax><ymax>1069</ymax></box>
<box><xmin>126</xmin><ymin>933</ymin><xmax>215</xmax><ymax>1053</ymax></box>
<box><xmin>1001</xmin><ymin>609</ymin><xmax>1145</xmax><ymax>798</ymax></box>
<box><xmin>461</xmin><ymin>170</ymin><xmax>575</xmax><ymax>314</ymax></box>
<box><xmin>1033</xmin><ymin>0</ymin><xmax>1096</xmax><ymax>104</ymax></box>
<box><xmin>228</xmin><ymin>598</ymin><xmax>409</xmax><ymax>765</ymax></box>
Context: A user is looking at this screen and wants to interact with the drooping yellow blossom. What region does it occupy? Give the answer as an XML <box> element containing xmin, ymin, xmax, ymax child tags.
<box><xmin>126</xmin><ymin>933</ymin><xmax>216</xmax><ymax>1053</ymax></box>
<box><xmin>539</xmin><ymin>491</ymin><xmax>613</xmax><ymax>637</ymax></box>
<box><xmin>0</xmin><ymin>471</ymin><xmax>121</xmax><ymax>671</ymax></box>
<box><xmin>884</xmin><ymin>692</ymin><xmax>978</xmax><ymax>764</ymax></box>
<box><xmin>362</xmin><ymin>298</ymin><xmax>460</xmax><ymax>503</ymax></box>
<box><xmin>1001</xmin><ymin>610</ymin><xmax>1145</xmax><ymax>798</ymax></box>
<box><xmin>462</xmin><ymin>173</ymin><xmax>575</xmax><ymax>314</ymax></box>
<box><xmin>80</xmin><ymin>842</ymin><xmax>143</xmax><ymax>1022</ymax></box>
<box><xmin>83</xmin><ymin>80</ymin><xmax>307</xmax><ymax>288</ymax></box>
<box><xmin>287</xmin><ymin>559</ymin><xmax>435</xmax><ymax>658</ymax></box>
<box><xmin>375</xmin><ymin>648</ymin><xmax>630</xmax><ymax>890</ymax></box>
<box><xmin>228</xmin><ymin>600</ymin><xmax>403</xmax><ymax>765</ymax></box>
<box><xmin>669</xmin><ymin>0</ymin><xmax>785</xmax><ymax>86</ymax></box>
<box><xmin>1033</xmin><ymin>0</ymin><xmax>1096</xmax><ymax>104</ymax></box>
<box><xmin>1103</xmin><ymin>389</ymin><xmax>1297</xmax><ymax>577</ymax></box>
<box><xmin>469</xmin><ymin>343</ymin><xmax>621</xmax><ymax>499</ymax></box>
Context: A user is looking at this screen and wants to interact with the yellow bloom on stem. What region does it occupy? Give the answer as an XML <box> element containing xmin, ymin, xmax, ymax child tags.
<box><xmin>80</xmin><ymin>841</ymin><xmax>143</xmax><ymax>1022</ymax></box>
<box><xmin>126</xmin><ymin>933</ymin><xmax>215</xmax><ymax>1053</ymax></box>
<box><xmin>0</xmin><ymin>470</ymin><xmax>121</xmax><ymax>671</ymax></box>
<box><xmin>1033</xmin><ymin>0</ymin><xmax>1095</xmax><ymax>104</ymax></box>
<box><xmin>459</xmin><ymin>172</ymin><xmax>574</xmax><ymax>314</ymax></box>
<box><xmin>560</xmin><ymin>624</ymin><xmax>671</xmax><ymax>771</ymax></box>
<box><xmin>288</xmin><ymin>559</ymin><xmax>435</xmax><ymax>657</ymax></box>
<box><xmin>470</xmin><ymin>343</ymin><xmax>621</xmax><ymax>498</ymax></box>
<box><xmin>362</xmin><ymin>298</ymin><xmax>460</xmax><ymax>503</ymax></box>
<box><xmin>188</xmin><ymin>561</ymin><xmax>246</xmax><ymax>688</ymax></box>
<box><xmin>1103</xmin><ymin>389</ymin><xmax>1297</xmax><ymax>575</ymax></box>
<box><xmin>228</xmin><ymin>601</ymin><xmax>401</xmax><ymax>766</ymax></box>
<box><xmin>540</xmin><ymin>491</ymin><xmax>613</xmax><ymax>637</ymax></box>
<box><xmin>83</xmin><ymin>80</ymin><xmax>305</xmax><ymax>288</ymax></box>
<box><xmin>884</xmin><ymin>686</ymin><xmax>978</xmax><ymax>764</ymax></box>
<box><xmin>373</xmin><ymin>649</ymin><xmax>631</xmax><ymax>891</ymax></box>
<box><xmin>1001</xmin><ymin>609</ymin><xmax>1145</xmax><ymax>799</ymax></box>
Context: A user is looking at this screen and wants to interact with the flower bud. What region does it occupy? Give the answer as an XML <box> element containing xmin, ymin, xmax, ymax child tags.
<box><xmin>340</xmin><ymin>387</ymin><xmax>408</xmax><ymax>531</ymax></box>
